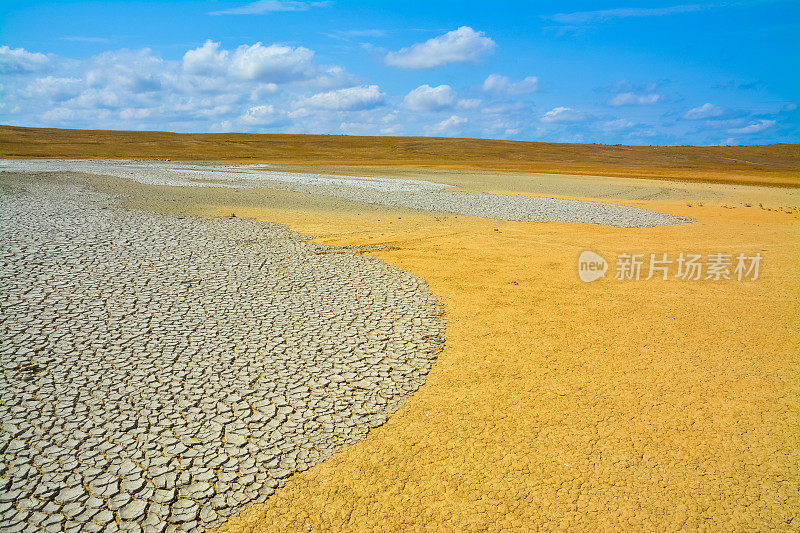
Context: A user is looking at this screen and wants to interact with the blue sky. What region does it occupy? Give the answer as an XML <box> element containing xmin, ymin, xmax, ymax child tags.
<box><xmin>1</xmin><ymin>0</ymin><xmax>798</xmax><ymax>145</ymax></box>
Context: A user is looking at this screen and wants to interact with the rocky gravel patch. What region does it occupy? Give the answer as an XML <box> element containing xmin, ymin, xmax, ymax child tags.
<box><xmin>1</xmin><ymin>159</ymin><xmax>694</xmax><ymax>227</ymax></box>
<box><xmin>0</xmin><ymin>180</ymin><xmax>445</xmax><ymax>532</ymax></box>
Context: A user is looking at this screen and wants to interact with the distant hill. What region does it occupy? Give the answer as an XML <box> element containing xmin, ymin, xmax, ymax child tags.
<box><xmin>2</xmin><ymin>125</ymin><xmax>798</xmax><ymax>187</ymax></box>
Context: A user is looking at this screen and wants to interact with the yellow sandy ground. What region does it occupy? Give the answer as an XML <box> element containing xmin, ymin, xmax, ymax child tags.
<box><xmin>192</xmin><ymin>176</ymin><xmax>800</xmax><ymax>531</ymax></box>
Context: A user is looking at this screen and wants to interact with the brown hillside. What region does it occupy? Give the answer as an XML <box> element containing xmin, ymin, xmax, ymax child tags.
<box><xmin>1</xmin><ymin>125</ymin><xmax>798</xmax><ymax>187</ymax></box>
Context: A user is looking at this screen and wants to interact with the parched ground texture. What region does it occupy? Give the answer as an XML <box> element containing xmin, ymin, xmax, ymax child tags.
<box><xmin>0</xmin><ymin>160</ymin><xmax>693</xmax><ymax>228</ymax></box>
<box><xmin>0</xmin><ymin>161</ymin><xmax>798</xmax><ymax>532</ymax></box>
<box><xmin>0</xmin><ymin>179</ymin><xmax>444</xmax><ymax>532</ymax></box>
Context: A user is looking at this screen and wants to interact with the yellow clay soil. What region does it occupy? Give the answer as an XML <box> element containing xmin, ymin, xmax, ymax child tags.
<box><xmin>207</xmin><ymin>183</ymin><xmax>799</xmax><ymax>530</ymax></box>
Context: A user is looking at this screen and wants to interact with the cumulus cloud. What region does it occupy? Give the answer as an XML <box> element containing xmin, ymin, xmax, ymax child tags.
<box><xmin>0</xmin><ymin>46</ymin><xmax>50</xmax><ymax>73</ymax></box>
<box><xmin>183</xmin><ymin>40</ymin><xmax>321</xmax><ymax>84</ymax></box>
<box><xmin>25</xmin><ymin>76</ymin><xmax>83</xmax><ymax>101</ymax></box>
<box><xmin>299</xmin><ymin>85</ymin><xmax>385</xmax><ymax>110</ymax></box>
<box><xmin>608</xmin><ymin>92</ymin><xmax>662</xmax><ymax>106</ymax></box>
<box><xmin>404</xmin><ymin>84</ymin><xmax>456</xmax><ymax>111</ymax></box>
<box><xmin>729</xmin><ymin>119</ymin><xmax>775</xmax><ymax>134</ymax></box>
<box><xmin>231</xmin><ymin>44</ymin><xmax>315</xmax><ymax>82</ymax></box>
<box><xmin>385</xmin><ymin>27</ymin><xmax>496</xmax><ymax>69</ymax></box>
<box><xmin>541</xmin><ymin>106</ymin><xmax>585</xmax><ymax>123</ymax></box>
<box><xmin>684</xmin><ymin>102</ymin><xmax>724</xmax><ymax>119</ymax></box>
<box><xmin>82</xmin><ymin>49</ymin><xmax>168</xmax><ymax>97</ymax></box>
<box><xmin>482</xmin><ymin>74</ymin><xmax>539</xmax><ymax>94</ymax></box>
<box><xmin>425</xmin><ymin>115</ymin><xmax>467</xmax><ymax>135</ymax></box>
<box><xmin>0</xmin><ymin>41</ymin><xmax>361</xmax><ymax>133</ymax></box>
<box><xmin>182</xmin><ymin>41</ymin><xmax>229</xmax><ymax>75</ymax></box>
<box><xmin>209</xmin><ymin>1</ymin><xmax>330</xmax><ymax>15</ymax></box>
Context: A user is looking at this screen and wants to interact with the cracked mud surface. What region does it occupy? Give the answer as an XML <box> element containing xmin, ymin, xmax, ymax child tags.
<box><xmin>0</xmin><ymin>180</ymin><xmax>444</xmax><ymax>532</ymax></box>
<box><xmin>0</xmin><ymin>159</ymin><xmax>694</xmax><ymax>228</ymax></box>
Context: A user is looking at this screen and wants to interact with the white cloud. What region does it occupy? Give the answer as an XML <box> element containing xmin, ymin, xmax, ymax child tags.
<box><xmin>40</xmin><ymin>107</ymin><xmax>76</xmax><ymax>121</ymax></box>
<box><xmin>608</xmin><ymin>92</ymin><xmax>662</xmax><ymax>106</ymax></box>
<box><xmin>183</xmin><ymin>41</ymin><xmax>322</xmax><ymax>84</ymax></box>
<box><xmin>83</xmin><ymin>49</ymin><xmax>167</xmax><ymax>97</ymax></box>
<box><xmin>209</xmin><ymin>1</ymin><xmax>330</xmax><ymax>15</ymax></box>
<box><xmin>230</xmin><ymin>43</ymin><xmax>316</xmax><ymax>82</ymax></box>
<box><xmin>481</xmin><ymin>102</ymin><xmax>526</xmax><ymax>116</ymax></box>
<box><xmin>482</xmin><ymin>74</ymin><xmax>508</xmax><ymax>92</ymax></box>
<box><xmin>182</xmin><ymin>41</ymin><xmax>230</xmax><ymax>75</ymax></box>
<box><xmin>380</xmin><ymin>124</ymin><xmax>402</xmax><ymax>134</ymax></box>
<box><xmin>0</xmin><ymin>46</ymin><xmax>50</xmax><ymax>74</ymax></box>
<box><xmin>249</xmin><ymin>83</ymin><xmax>280</xmax><ymax>101</ymax></box>
<box><xmin>457</xmin><ymin>98</ymin><xmax>481</xmax><ymax>109</ymax></box>
<box><xmin>65</xmin><ymin>88</ymin><xmax>119</xmax><ymax>109</ymax></box>
<box><xmin>684</xmin><ymin>102</ymin><xmax>724</xmax><ymax>119</ymax></box>
<box><xmin>482</xmin><ymin>74</ymin><xmax>539</xmax><ymax>94</ymax></box>
<box><xmin>336</xmin><ymin>111</ymin><xmax>402</xmax><ymax>135</ymax></box>
<box><xmin>0</xmin><ymin>41</ymin><xmax>360</xmax><ymax>132</ymax></box>
<box><xmin>299</xmin><ymin>85</ymin><xmax>385</xmax><ymax>111</ymax></box>
<box><xmin>239</xmin><ymin>104</ymin><xmax>286</xmax><ymax>125</ymax></box>
<box><xmin>425</xmin><ymin>115</ymin><xmax>467</xmax><ymax>136</ymax></box>
<box><xmin>404</xmin><ymin>84</ymin><xmax>456</xmax><ymax>111</ymax></box>
<box><xmin>600</xmin><ymin>118</ymin><xmax>636</xmax><ymax>131</ymax></box>
<box><xmin>729</xmin><ymin>119</ymin><xmax>775</xmax><ymax>134</ymax></box>
<box><xmin>541</xmin><ymin>106</ymin><xmax>584</xmax><ymax>123</ymax></box>
<box><xmin>385</xmin><ymin>26</ymin><xmax>496</xmax><ymax>69</ymax></box>
<box><xmin>62</xmin><ymin>36</ymin><xmax>110</xmax><ymax>43</ymax></box>
<box><xmin>548</xmin><ymin>4</ymin><xmax>714</xmax><ymax>25</ymax></box>
<box><xmin>163</xmin><ymin>94</ymin><xmax>242</xmax><ymax>119</ymax></box>
<box><xmin>347</xmin><ymin>29</ymin><xmax>386</xmax><ymax>37</ymax></box>
<box><xmin>339</xmin><ymin>121</ymin><xmax>401</xmax><ymax>135</ymax></box>
<box><xmin>119</xmin><ymin>108</ymin><xmax>152</xmax><ymax>120</ymax></box>
<box><xmin>25</xmin><ymin>76</ymin><xmax>83</xmax><ymax>101</ymax></box>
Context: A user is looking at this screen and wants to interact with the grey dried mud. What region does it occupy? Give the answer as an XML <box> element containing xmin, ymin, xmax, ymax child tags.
<box><xmin>1</xmin><ymin>159</ymin><xmax>694</xmax><ymax>227</ymax></box>
<box><xmin>0</xmin><ymin>181</ymin><xmax>445</xmax><ymax>532</ymax></box>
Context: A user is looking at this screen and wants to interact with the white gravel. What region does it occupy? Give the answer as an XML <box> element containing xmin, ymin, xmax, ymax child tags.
<box><xmin>1</xmin><ymin>159</ymin><xmax>694</xmax><ymax>228</ymax></box>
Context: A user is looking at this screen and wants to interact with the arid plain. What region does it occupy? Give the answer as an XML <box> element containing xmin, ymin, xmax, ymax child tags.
<box><xmin>2</xmin><ymin>127</ymin><xmax>799</xmax><ymax>531</ymax></box>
